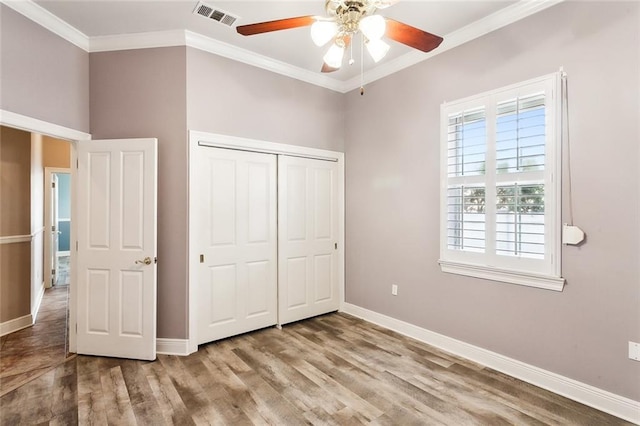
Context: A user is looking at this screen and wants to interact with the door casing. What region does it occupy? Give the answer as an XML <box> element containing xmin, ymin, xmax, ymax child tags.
<box><xmin>188</xmin><ymin>130</ymin><xmax>345</xmax><ymax>354</ymax></box>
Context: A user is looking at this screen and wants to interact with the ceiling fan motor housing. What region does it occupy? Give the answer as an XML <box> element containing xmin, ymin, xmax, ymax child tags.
<box><xmin>326</xmin><ymin>0</ymin><xmax>377</xmax><ymax>35</ymax></box>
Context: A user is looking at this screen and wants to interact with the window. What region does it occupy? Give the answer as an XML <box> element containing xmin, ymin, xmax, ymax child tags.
<box><xmin>439</xmin><ymin>73</ymin><xmax>564</xmax><ymax>291</ymax></box>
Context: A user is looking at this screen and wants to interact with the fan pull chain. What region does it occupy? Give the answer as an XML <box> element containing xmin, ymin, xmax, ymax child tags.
<box><xmin>360</xmin><ymin>34</ymin><xmax>365</xmax><ymax>96</ymax></box>
<box><xmin>349</xmin><ymin>39</ymin><xmax>355</xmax><ymax>66</ymax></box>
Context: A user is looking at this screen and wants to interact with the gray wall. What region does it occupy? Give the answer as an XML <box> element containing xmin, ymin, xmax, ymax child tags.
<box><xmin>344</xmin><ymin>1</ymin><xmax>640</xmax><ymax>400</ymax></box>
<box><xmin>90</xmin><ymin>47</ymin><xmax>344</xmax><ymax>339</ymax></box>
<box><xmin>187</xmin><ymin>47</ymin><xmax>344</xmax><ymax>152</ymax></box>
<box><xmin>0</xmin><ymin>5</ymin><xmax>89</xmax><ymax>133</ymax></box>
<box><xmin>90</xmin><ymin>47</ymin><xmax>189</xmax><ymax>339</ymax></box>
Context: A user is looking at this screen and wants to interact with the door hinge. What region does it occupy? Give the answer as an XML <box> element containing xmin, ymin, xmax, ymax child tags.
<box><xmin>51</xmin><ymin>268</ymin><xmax>56</xmax><ymax>275</ymax></box>
<box><xmin>51</xmin><ymin>225</ymin><xmax>56</xmax><ymax>232</ymax></box>
<box><xmin>200</xmin><ymin>254</ymin><xmax>204</xmax><ymax>263</ymax></box>
<box><xmin>76</xmin><ymin>159</ymin><xmax>79</xmax><ymax>168</ymax></box>
<box><xmin>76</xmin><ymin>241</ymin><xmax>78</xmax><ymax>251</ymax></box>
<box><xmin>52</xmin><ymin>181</ymin><xmax>56</xmax><ymax>188</ymax></box>
<box><xmin>335</xmin><ymin>242</ymin><xmax>338</xmax><ymax>250</ymax></box>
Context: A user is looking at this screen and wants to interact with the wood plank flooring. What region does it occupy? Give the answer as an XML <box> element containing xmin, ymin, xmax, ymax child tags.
<box><xmin>0</xmin><ymin>284</ymin><xmax>71</xmax><ymax>396</ymax></box>
<box><xmin>0</xmin><ymin>313</ymin><xmax>632</xmax><ymax>425</ymax></box>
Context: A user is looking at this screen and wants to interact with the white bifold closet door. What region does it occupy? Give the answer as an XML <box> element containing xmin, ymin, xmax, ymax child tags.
<box><xmin>197</xmin><ymin>148</ymin><xmax>278</xmax><ymax>344</ymax></box>
<box><xmin>278</xmin><ymin>156</ymin><xmax>340</xmax><ymax>325</ymax></box>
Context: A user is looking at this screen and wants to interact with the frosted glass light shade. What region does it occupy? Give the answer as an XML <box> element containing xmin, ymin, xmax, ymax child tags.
<box><xmin>311</xmin><ymin>20</ymin><xmax>338</xmax><ymax>47</ymax></box>
<box><xmin>359</xmin><ymin>15</ymin><xmax>386</xmax><ymax>40</ymax></box>
<box><xmin>323</xmin><ymin>43</ymin><xmax>345</xmax><ymax>69</ymax></box>
<box><xmin>366</xmin><ymin>38</ymin><xmax>390</xmax><ymax>62</ymax></box>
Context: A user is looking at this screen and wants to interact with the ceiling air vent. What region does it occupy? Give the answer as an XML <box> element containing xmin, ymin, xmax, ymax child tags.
<box><xmin>193</xmin><ymin>2</ymin><xmax>238</xmax><ymax>27</ymax></box>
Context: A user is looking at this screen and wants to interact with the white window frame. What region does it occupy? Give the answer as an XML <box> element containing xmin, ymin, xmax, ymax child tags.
<box><xmin>439</xmin><ymin>73</ymin><xmax>565</xmax><ymax>291</ymax></box>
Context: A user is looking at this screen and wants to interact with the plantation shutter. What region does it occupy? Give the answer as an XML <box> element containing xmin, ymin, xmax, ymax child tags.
<box><xmin>440</xmin><ymin>72</ymin><xmax>563</xmax><ymax>289</ymax></box>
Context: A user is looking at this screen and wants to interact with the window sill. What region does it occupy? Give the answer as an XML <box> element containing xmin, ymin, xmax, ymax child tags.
<box><xmin>438</xmin><ymin>260</ymin><xmax>565</xmax><ymax>292</ymax></box>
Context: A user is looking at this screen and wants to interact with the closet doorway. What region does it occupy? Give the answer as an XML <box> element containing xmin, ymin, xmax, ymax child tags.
<box><xmin>188</xmin><ymin>132</ymin><xmax>344</xmax><ymax>351</ymax></box>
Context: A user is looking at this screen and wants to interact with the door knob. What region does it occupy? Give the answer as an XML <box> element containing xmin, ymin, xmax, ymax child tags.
<box><xmin>135</xmin><ymin>257</ymin><xmax>152</xmax><ymax>265</ymax></box>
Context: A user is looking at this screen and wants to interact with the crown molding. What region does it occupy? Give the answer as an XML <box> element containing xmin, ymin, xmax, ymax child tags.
<box><xmin>4</xmin><ymin>0</ymin><xmax>563</xmax><ymax>93</ymax></box>
<box><xmin>184</xmin><ymin>31</ymin><xmax>347</xmax><ymax>93</ymax></box>
<box><xmin>342</xmin><ymin>0</ymin><xmax>565</xmax><ymax>92</ymax></box>
<box><xmin>89</xmin><ymin>30</ymin><xmax>187</xmax><ymax>53</ymax></box>
<box><xmin>0</xmin><ymin>0</ymin><xmax>89</xmax><ymax>50</ymax></box>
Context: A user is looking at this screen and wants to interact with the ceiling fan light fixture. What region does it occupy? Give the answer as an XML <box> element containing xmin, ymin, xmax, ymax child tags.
<box><xmin>366</xmin><ymin>38</ymin><xmax>390</xmax><ymax>62</ymax></box>
<box><xmin>311</xmin><ymin>20</ymin><xmax>339</xmax><ymax>47</ymax></box>
<box><xmin>323</xmin><ymin>42</ymin><xmax>345</xmax><ymax>69</ymax></box>
<box><xmin>359</xmin><ymin>14</ymin><xmax>386</xmax><ymax>41</ymax></box>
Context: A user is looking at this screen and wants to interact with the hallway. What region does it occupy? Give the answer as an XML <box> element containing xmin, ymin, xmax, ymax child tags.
<box><xmin>0</xmin><ymin>282</ymin><xmax>71</xmax><ymax>396</ymax></box>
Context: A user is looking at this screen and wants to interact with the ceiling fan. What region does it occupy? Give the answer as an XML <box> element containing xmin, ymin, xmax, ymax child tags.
<box><xmin>236</xmin><ymin>0</ymin><xmax>444</xmax><ymax>74</ymax></box>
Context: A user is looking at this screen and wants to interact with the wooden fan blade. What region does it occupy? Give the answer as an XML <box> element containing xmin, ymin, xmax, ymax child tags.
<box><xmin>236</xmin><ymin>16</ymin><xmax>315</xmax><ymax>36</ymax></box>
<box><xmin>385</xmin><ymin>18</ymin><xmax>443</xmax><ymax>53</ymax></box>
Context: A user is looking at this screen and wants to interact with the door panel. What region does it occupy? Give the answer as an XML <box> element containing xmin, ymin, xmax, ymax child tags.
<box><xmin>278</xmin><ymin>156</ymin><xmax>339</xmax><ymax>325</ymax></box>
<box><xmin>314</xmin><ymin>168</ymin><xmax>333</xmax><ymax>239</ymax></box>
<box><xmin>77</xmin><ymin>138</ymin><xmax>157</xmax><ymax>360</ymax></box>
<box><xmin>120</xmin><ymin>270</ymin><xmax>144</xmax><ymax>336</ymax></box>
<box><xmin>87</xmin><ymin>153</ymin><xmax>111</xmax><ymax>248</ymax></box>
<box><xmin>209</xmin><ymin>158</ymin><xmax>236</xmax><ymax>246</ymax></box>
<box><xmin>286</xmin><ymin>165</ymin><xmax>307</xmax><ymax>241</ymax></box>
<box><xmin>198</xmin><ymin>148</ymin><xmax>277</xmax><ymax>344</ymax></box>
<box><xmin>247</xmin><ymin>261</ymin><xmax>270</xmax><ymax>316</ymax></box>
<box><xmin>286</xmin><ymin>257</ymin><xmax>307</xmax><ymax>308</ymax></box>
<box><xmin>314</xmin><ymin>254</ymin><xmax>333</xmax><ymax>302</ymax></box>
<box><xmin>121</xmin><ymin>152</ymin><xmax>145</xmax><ymax>249</ymax></box>
<box><xmin>87</xmin><ymin>270</ymin><xmax>109</xmax><ymax>333</ymax></box>
<box><xmin>248</xmin><ymin>163</ymin><xmax>271</xmax><ymax>243</ymax></box>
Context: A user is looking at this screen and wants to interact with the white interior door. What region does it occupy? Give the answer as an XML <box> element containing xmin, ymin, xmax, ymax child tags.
<box><xmin>197</xmin><ymin>147</ymin><xmax>278</xmax><ymax>344</ymax></box>
<box><xmin>278</xmin><ymin>156</ymin><xmax>340</xmax><ymax>325</ymax></box>
<box><xmin>45</xmin><ymin>168</ymin><xmax>71</xmax><ymax>289</ymax></box>
<box><xmin>77</xmin><ymin>138</ymin><xmax>158</xmax><ymax>360</ymax></box>
<box><xmin>51</xmin><ymin>174</ymin><xmax>60</xmax><ymax>285</ymax></box>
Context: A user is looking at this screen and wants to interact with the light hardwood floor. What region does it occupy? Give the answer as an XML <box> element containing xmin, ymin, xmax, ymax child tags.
<box><xmin>0</xmin><ymin>313</ymin><xmax>631</xmax><ymax>425</ymax></box>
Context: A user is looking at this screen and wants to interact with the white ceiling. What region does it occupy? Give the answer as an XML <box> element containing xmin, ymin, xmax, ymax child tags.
<box><xmin>18</xmin><ymin>0</ymin><xmax>561</xmax><ymax>90</ymax></box>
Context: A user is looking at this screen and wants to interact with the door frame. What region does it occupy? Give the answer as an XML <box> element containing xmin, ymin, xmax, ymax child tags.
<box><xmin>1</xmin><ymin>109</ymin><xmax>91</xmax><ymax>354</ymax></box>
<box><xmin>44</xmin><ymin>167</ymin><xmax>71</xmax><ymax>289</ymax></box>
<box><xmin>188</xmin><ymin>130</ymin><xmax>345</xmax><ymax>354</ymax></box>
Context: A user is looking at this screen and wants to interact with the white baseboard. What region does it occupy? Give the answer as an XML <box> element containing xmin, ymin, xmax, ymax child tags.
<box><xmin>157</xmin><ymin>338</ymin><xmax>190</xmax><ymax>356</ymax></box>
<box><xmin>0</xmin><ymin>314</ymin><xmax>33</xmax><ymax>337</ymax></box>
<box><xmin>341</xmin><ymin>303</ymin><xmax>640</xmax><ymax>424</ymax></box>
<box><xmin>31</xmin><ymin>281</ymin><xmax>46</xmax><ymax>322</ymax></box>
